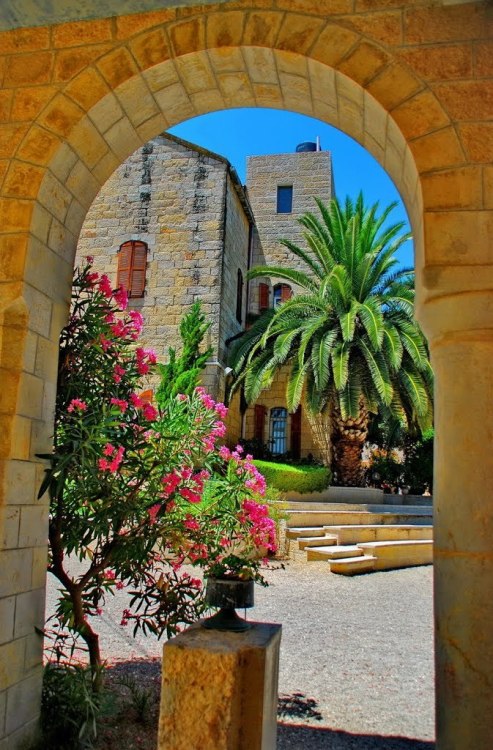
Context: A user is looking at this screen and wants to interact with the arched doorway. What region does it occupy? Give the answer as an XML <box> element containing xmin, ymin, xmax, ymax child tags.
<box><xmin>1</xmin><ymin>4</ymin><xmax>492</xmax><ymax>747</ymax></box>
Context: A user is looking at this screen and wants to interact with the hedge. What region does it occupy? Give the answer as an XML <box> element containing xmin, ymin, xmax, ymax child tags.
<box><xmin>253</xmin><ymin>460</ymin><xmax>331</xmax><ymax>494</ymax></box>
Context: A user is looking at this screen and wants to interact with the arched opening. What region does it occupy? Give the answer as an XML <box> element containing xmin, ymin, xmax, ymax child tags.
<box><xmin>1</xmin><ymin>3</ymin><xmax>492</xmax><ymax>745</ymax></box>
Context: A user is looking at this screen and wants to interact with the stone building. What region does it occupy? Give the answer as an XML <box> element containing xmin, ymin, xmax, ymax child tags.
<box><xmin>77</xmin><ymin>134</ymin><xmax>334</xmax><ymax>460</ymax></box>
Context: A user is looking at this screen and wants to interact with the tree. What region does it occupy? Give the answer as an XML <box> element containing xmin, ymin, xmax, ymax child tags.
<box><xmin>155</xmin><ymin>301</ymin><xmax>213</xmax><ymax>407</ymax></box>
<box><xmin>39</xmin><ymin>262</ymin><xmax>275</xmax><ymax>690</ymax></box>
<box><xmin>229</xmin><ymin>194</ymin><xmax>433</xmax><ymax>486</ymax></box>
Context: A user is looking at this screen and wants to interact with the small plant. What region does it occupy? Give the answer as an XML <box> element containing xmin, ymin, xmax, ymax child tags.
<box><xmin>115</xmin><ymin>674</ymin><xmax>157</xmax><ymax>725</ymax></box>
<box><xmin>40</xmin><ymin>663</ymin><xmax>105</xmax><ymax>749</ymax></box>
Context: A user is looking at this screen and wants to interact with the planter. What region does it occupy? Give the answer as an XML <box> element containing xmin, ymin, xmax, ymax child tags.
<box><xmin>202</xmin><ymin>577</ymin><xmax>254</xmax><ymax>632</ymax></box>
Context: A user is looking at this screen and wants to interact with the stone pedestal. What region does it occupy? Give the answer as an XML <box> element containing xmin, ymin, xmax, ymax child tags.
<box><xmin>158</xmin><ymin>621</ymin><xmax>282</xmax><ymax>750</ymax></box>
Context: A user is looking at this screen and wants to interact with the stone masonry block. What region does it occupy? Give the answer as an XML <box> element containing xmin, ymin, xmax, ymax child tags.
<box><xmin>0</xmin><ymin>598</ymin><xmax>15</xmax><ymax>646</ymax></box>
<box><xmin>13</xmin><ymin>588</ymin><xmax>45</xmax><ymax>640</ymax></box>
<box><xmin>0</xmin><ymin>640</ymin><xmax>26</xmax><ymax>692</ymax></box>
<box><xmin>5</xmin><ymin>670</ymin><xmax>42</xmax><ymax>735</ymax></box>
<box><xmin>0</xmin><ymin>549</ymin><xmax>33</xmax><ymax>598</ymax></box>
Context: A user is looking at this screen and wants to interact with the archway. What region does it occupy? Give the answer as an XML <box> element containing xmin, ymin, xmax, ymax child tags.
<box><xmin>1</xmin><ymin>4</ymin><xmax>492</xmax><ymax>747</ymax></box>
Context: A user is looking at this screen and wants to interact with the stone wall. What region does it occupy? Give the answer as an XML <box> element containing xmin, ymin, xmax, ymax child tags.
<box><xmin>77</xmin><ymin>135</ymin><xmax>247</xmax><ymax>376</ymax></box>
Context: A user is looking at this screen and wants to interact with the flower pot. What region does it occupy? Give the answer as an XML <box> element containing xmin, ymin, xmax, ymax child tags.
<box><xmin>202</xmin><ymin>577</ymin><xmax>254</xmax><ymax>632</ymax></box>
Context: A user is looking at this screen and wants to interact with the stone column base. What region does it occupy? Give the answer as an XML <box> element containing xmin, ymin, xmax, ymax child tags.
<box><xmin>158</xmin><ymin>620</ymin><xmax>282</xmax><ymax>750</ymax></box>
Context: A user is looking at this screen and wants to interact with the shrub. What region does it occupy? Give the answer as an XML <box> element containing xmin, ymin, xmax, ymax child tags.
<box><xmin>253</xmin><ymin>460</ymin><xmax>331</xmax><ymax>494</ymax></box>
<box><xmin>402</xmin><ymin>428</ymin><xmax>434</xmax><ymax>494</ymax></box>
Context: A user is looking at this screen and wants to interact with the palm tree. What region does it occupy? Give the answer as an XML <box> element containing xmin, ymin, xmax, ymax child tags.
<box><xmin>229</xmin><ymin>194</ymin><xmax>433</xmax><ymax>486</ymax></box>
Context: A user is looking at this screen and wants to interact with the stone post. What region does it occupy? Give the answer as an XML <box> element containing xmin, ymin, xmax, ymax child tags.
<box><xmin>419</xmin><ymin>291</ymin><xmax>493</xmax><ymax>749</ymax></box>
<box><xmin>158</xmin><ymin>621</ymin><xmax>282</xmax><ymax>750</ymax></box>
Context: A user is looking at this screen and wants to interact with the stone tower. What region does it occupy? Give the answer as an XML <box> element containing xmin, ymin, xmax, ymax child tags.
<box><xmin>246</xmin><ymin>142</ymin><xmax>334</xmax><ymax>313</ymax></box>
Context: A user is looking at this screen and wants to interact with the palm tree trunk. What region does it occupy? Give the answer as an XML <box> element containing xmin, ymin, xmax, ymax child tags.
<box><xmin>305</xmin><ymin>409</ymin><xmax>332</xmax><ymax>468</ymax></box>
<box><xmin>331</xmin><ymin>403</ymin><xmax>369</xmax><ymax>487</ymax></box>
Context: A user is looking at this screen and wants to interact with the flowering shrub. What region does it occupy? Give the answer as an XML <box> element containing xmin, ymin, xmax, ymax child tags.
<box><xmin>39</xmin><ymin>262</ymin><xmax>275</xmax><ymax>689</ymax></box>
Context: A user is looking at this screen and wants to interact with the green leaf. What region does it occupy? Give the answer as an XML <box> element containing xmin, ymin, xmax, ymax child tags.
<box><xmin>331</xmin><ymin>342</ymin><xmax>350</xmax><ymax>391</ymax></box>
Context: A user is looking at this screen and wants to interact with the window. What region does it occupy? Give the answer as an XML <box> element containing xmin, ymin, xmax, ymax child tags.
<box><xmin>269</xmin><ymin>407</ymin><xmax>287</xmax><ymax>455</ymax></box>
<box><xmin>273</xmin><ymin>283</ymin><xmax>293</xmax><ymax>307</ymax></box>
<box><xmin>117</xmin><ymin>241</ymin><xmax>147</xmax><ymax>298</ymax></box>
<box><xmin>259</xmin><ymin>282</ymin><xmax>270</xmax><ymax>312</ymax></box>
<box><xmin>290</xmin><ymin>405</ymin><xmax>302</xmax><ymax>460</ymax></box>
<box><xmin>277</xmin><ymin>185</ymin><xmax>293</xmax><ymax>214</ymax></box>
<box><xmin>236</xmin><ymin>269</ymin><xmax>244</xmax><ymax>324</ymax></box>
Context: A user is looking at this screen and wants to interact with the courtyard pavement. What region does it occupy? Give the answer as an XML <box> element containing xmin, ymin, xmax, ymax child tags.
<box><xmin>46</xmin><ymin>560</ymin><xmax>434</xmax><ymax>749</ymax></box>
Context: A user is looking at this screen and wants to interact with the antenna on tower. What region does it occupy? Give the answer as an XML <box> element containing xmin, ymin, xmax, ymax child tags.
<box><xmin>316</xmin><ymin>136</ymin><xmax>321</xmax><ymax>151</ymax></box>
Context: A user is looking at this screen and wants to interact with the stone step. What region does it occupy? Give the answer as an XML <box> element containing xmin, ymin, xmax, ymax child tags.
<box><xmin>329</xmin><ymin>540</ymin><xmax>433</xmax><ymax>575</ymax></box>
<box><xmin>298</xmin><ymin>535</ymin><xmax>338</xmax><ymax>549</ymax></box>
<box><xmin>307</xmin><ymin>545</ymin><xmax>362</xmax><ymax>561</ymax></box>
<box><xmin>286</xmin><ymin>527</ymin><xmax>327</xmax><ymax>539</ymax></box>
<box><xmin>287</xmin><ymin>510</ymin><xmax>433</xmax><ymax>528</ymax></box>
<box><xmin>322</xmin><ymin>524</ymin><xmax>433</xmax><ymax>545</ymax></box>
<box><xmin>284</xmin><ymin>501</ymin><xmax>433</xmax><ymax>514</ymax></box>
<box><xmin>329</xmin><ymin>555</ymin><xmax>377</xmax><ymax>574</ymax></box>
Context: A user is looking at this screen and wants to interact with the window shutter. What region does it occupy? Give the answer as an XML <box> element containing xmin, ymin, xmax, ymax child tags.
<box><xmin>117</xmin><ymin>242</ymin><xmax>133</xmax><ymax>292</ymax></box>
<box><xmin>281</xmin><ymin>284</ymin><xmax>293</xmax><ymax>302</ymax></box>
<box><xmin>131</xmin><ymin>242</ymin><xmax>147</xmax><ymax>298</ymax></box>
<box><xmin>117</xmin><ymin>241</ymin><xmax>147</xmax><ymax>298</ymax></box>
<box><xmin>259</xmin><ymin>283</ymin><xmax>269</xmax><ymax>312</ymax></box>
<box><xmin>254</xmin><ymin>404</ymin><xmax>266</xmax><ymax>442</ymax></box>
<box><xmin>236</xmin><ymin>269</ymin><xmax>244</xmax><ymax>324</ymax></box>
<box><xmin>290</xmin><ymin>405</ymin><xmax>302</xmax><ymax>460</ymax></box>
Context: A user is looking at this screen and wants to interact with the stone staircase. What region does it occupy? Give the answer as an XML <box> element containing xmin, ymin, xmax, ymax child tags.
<box><xmin>285</xmin><ymin>501</ymin><xmax>433</xmax><ymax>575</ymax></box>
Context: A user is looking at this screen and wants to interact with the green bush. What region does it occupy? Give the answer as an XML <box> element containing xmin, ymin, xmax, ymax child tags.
<box><xmin>253</xmin><ymin>460</ymin><xmax>331</xmax><ymax>494</ymax></box>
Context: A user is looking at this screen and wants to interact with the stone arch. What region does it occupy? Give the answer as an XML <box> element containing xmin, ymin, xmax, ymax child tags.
<box><xmin>1</xmin><ymin>3</ymin><xmax>492</xmax><ymax>747</ymax></box>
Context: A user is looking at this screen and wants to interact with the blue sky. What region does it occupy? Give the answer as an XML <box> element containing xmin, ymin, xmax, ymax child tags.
<box><xmin>169</xmin><ymin>108</ymin><xmax>414</xmax><ymax>268</ymax></box>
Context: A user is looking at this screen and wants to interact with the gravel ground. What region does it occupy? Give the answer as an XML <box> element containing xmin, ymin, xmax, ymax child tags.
<box><xmin>46</xmin><ymin>561</ymin><xmax>435</xmax><ymax>749</ymax></box>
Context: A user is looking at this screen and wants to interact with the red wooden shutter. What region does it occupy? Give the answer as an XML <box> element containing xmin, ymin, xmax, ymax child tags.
<box><xmin>290</xmin><ymin>405</ymin><xmax>302</xmax><ymax>460</ymax></box>
<box><xmin>259</xmin><ymin>283</ymin><xmax>269</xmax><ymax>312</ymax></box>
<box><xmin>117</xmin><ymin>242</ymin><xmax>133</xmax><ymax>292</ymax></box>
<box><xmin>117</xmin><ymin>241</ymin><xmax>147</xmax><ymax>298</ymax></box>
<box><xmin>254</xmin><ymin>404</ymin><xmax>266</xmax><ymax>442</ymax></box>
<box><xmin>131</xmin><ymin>241</ymin><xmax>147</xmax><ymax>298</ymax></box>
<box><xmin>281</xmin><ymin>284</ymin><xmax>293</xmax><ymax>302</ymax></box>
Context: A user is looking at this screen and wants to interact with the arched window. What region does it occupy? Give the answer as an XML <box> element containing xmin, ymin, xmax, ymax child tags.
<box><xmin>236</xmin><ymin>269</ymin><xmax>244</xmax><ymax>324</ymax></box>
<box><xmin>273</xmin><ymin>283</ymin><xmax>293</xmax><ymax>307</ymax></box>
<box><xmin>269</xmin><ymin>407</ymin><xmax>287</xmax><ymax>455</ymax></box>
<box><xmin>117</xmin><ymin>241</ymin><xmax>148</xmax><ymax>298</ymax></box>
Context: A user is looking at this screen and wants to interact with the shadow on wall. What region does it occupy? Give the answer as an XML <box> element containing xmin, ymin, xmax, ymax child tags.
<box><xmin>277</xmin><ymin>724</ymin><xmax>435</xmax><ymax>749</ymax></box>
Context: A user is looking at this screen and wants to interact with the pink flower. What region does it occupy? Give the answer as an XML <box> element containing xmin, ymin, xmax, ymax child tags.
<box><xmin>130</xmin><ymin>393</ymin><xmax>143</xmax><ymax>408</ymax></box>
<box><xmin>98</xmin><ymin>275</ymin><xmax>112</xmax><ymax>298</ymax></box>
<box><xmin>86</xmin><ymin>272</ymin><xmax>99</xmax><ymax>286</ymax></box>
<box><xmin>113</xmin><ymin>364</ymin><xmax>125</xmax><ymax>384</ymax></box>
<box><xmin>114</xmin><ymin>286</ymin><xmax>128</xmax><ymax>311</ymax></box>
<box><xmin>110</xmin><ymin>397</ymin><xmax>128</xmax><ymax>413</ymax></box>
<box><xmin>177</xmin><ymin>393</ymin><xmax>188</xmax><ymax>402</ymax></box>
<box><xmin>215</xmin><ymin>402</ymin><xmax>228</xmax><ymax>418</ymax></box>
<box><xmin>184</xmin><ymin>516</ymin><xmax>200</xmax><ymax>531</ymax></box>
<box><xmin>67</xmin><ymin>398</ymin><xmax>87</xmax><ymax>413</ymax></box>
<box><xmin>129</xmin><ymin>310</ymin><xmax>144</xmax><ymax>335</ymax></box>
<box><xmin>104</xmin><ymin>570</ymin><xmax>116</xmax><ymax>580</ymax></box>
<box><xmin>142</xmin><ymin>403</ymin><xmax>158</xmax><ymax>421</ymax></box>
<box><xmin>86</xmin><ymin>255</ymin><xmax>94</xmax><ymax>264</ymax></box>
<box><xmin>161</xmin><ymin>472</ymin><xmax>181</xmax><ymax>496</ymax></box>
<box><xmin>148</xmin><ymin>503</ymin><xmax>161</xmax><ymax>525</ymax></box>
<box><xmin>99</xmin><ymin>444</ymin><xmax>125</xmax><ymax>473</ymax></box>
<box><xmin>116</xmin><ymin>581</ymin><xmax>124</xmax><ymax>590</ymax></box>
<box><xmin>99</xmin><ymin>334</ymin><xmax>112</xmax><ymax>352</ymax></box>
<box><xmin>219</xmin><ymin>445</ymin><xmax>231</xmax><ymax>460</ymax></box>
<box><xmin>110</xmin><ymin>320</ymin><xmax>127</xmax><ymax>339</ymax></box>
<box><xmin>179</xmin><ymin>487</ymin><xmax>201</xmax><ymax>504</ymax></box>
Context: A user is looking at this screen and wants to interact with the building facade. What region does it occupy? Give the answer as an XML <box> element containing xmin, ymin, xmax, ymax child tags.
<box><xmin>77</xmin><ymin>134</ymin><xmax>334</xmax><ymax>460</ymax></box>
